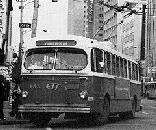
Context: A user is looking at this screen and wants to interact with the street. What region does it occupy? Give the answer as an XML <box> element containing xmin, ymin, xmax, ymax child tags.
<box><xmin>0</xmin><ymin>98</ymin><xmax>156</xmax><ymax>130</ymax></box>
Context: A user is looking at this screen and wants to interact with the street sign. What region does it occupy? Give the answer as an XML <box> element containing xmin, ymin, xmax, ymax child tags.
<box><xmin>19</xmin><ymin>23</ymin><xmax>31</xmax><ymax>28</ymax></box>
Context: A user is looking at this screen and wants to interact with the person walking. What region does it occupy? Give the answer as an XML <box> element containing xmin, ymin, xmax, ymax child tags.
<box><xmin>0</xmin><ymin>75</ymin><xmax>6</xmax><ymax>120</ymax></box>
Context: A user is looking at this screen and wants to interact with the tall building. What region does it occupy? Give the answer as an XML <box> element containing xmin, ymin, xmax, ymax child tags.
<box><xmin>68</xmin><ymin>0</ymin><xmax>93</xmax><ymax>38</ymax></box>
<box><xmin>119</xmin><ymin>1</ymin><xmax>145</xmax><ymax>61</ymax></box>
<box><xmin>0</xmin><ymin>0</ymin><xmax>6</xmax><ymax>47</ymax></box>
<box><xmin>145</xmin><ymin>0</ymin><xmax>156</xmax><ymax>77</ymax></box>
<box><xmin>93</xmin><ymin>0</ymin><xmax>118</xmax><ymax>49</ymax></box>
<box><xmin>93</xmin><ymin>0</ymin><xmax>145</xmax><ymax>60</ymax></box>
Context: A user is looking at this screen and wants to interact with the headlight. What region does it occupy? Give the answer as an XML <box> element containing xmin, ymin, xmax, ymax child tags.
<box><xmin>22</xmin><ymin>91</ymin><xmax>28</xmax><ymax>98</ymax></box>
<box><xmin>79</xmin><ymin>90</ymin><xmax>88</xmax><ymax>100</ymax></box>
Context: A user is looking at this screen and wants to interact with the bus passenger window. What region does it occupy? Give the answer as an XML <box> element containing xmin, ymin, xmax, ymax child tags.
<box><xmin>135</xmin><ymin>64</ymin><xmax>139</xmax><ymax>80</ymax></box>
<box><xmin>112</xmin><ymin>55</ymin><xmax>116</xmax><ymax>75</ymax></box>
<box><xmin>128</xmin><ymin>61</ymin><xmax>132</xmax><ymax>80</ymax></box>
<box><xmin>106</xmin><ymin>52</ymin><xmax>111</xmax><ymax>74</ymax></box>
<box><xmin>103</xmin><ymin>52</ymin><xmax>107</xmax><ymax>73</ymax></box>
<box><xmin>132</xmin><ymin>63</ymin><xmax>135</xmax><ymax>80</ymax></box>
<box><xmin>116</xmin><ymin>56</ymin><xmax>120</xmax><ymax>77</ymax></box>
<box><xmin>91</xmin><ymin>48</ymin><xmax>104</xmax><ymax>73</ymax></box>
<box><xmin>123</xmin><ymin>59</ymin><xmax>127</xmax><ymax>78</ymax></box>
<box><xmin>95</xmin><ymin>49</ymin><xmax>104</xmax><ymax>73</ymax></box>
<box><xmin>120</xmin><ymin>58</ymin><xmax>124</xmax><ymax>77</ymax></box>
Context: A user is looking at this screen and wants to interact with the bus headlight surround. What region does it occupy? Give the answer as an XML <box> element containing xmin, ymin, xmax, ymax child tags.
<box><xmin>22</xmin><ymin>91</ymin><xmax>28</xmax><ymax>98</ymax></box>
<box><xmin>79</xmin><ymin>90</ymin><xmax>88</xmax><ymax>100</ymax></box>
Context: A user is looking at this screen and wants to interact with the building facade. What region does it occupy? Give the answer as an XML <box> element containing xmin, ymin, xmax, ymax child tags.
<box><xmin>67</xmin><ymin>0</ymin><xmax>93</xmax><ymax>38</ymax></box>
<box><xmin>118</xmin><ymin>1</ymin><xmax>144</xmax><ymax>61</ymax></box>
<box><xmin>145</xmin><ymin>0</ymin><xmax>156</xmax><ymax>77</ymax></box>
<box><xmin>0</xmin><ymin>0</ymin><xmax>6</xmax><ymax>47</ymax></box>
<box><xmin>93</xmin><ymin>0</ymin><xmax>118</xmax><ymax>49</ymax></box>
<box><xmin>93</xmin><ymin>0</ymin><xmax>145</xmax><ymax>61</ymax></box>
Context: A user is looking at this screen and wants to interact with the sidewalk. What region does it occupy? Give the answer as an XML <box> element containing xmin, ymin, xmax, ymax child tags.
<box><xmin>2</xmin><ymin>101</ymin><xmax>29</xmax><ymax>124</ymax></box>
<box><xmin>141</xmin><ymin>98</ymin><xmax>156</xmax><ymax>109</ymax></box>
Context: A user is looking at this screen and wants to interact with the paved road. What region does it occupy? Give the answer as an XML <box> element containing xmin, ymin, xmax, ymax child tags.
<box><xmin>0</xmin><ymin>98</ymin><xmax>156</xmax><ymax>130</ymax></box>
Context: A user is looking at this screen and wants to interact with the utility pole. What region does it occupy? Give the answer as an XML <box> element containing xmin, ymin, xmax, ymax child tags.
<box><xmin>18</xmin><ymin>0</ymin><xmax>24</xmax><ymax>61</ymax></box>
<box><xmin>14</xmin><ymin>0</ymin><xmax>27</xmax><ymax>78</ymax></box>
<box><xmin>31</xmin><ymin>0</ymin><xmax>39</xmax><ymax>38</ymax></box>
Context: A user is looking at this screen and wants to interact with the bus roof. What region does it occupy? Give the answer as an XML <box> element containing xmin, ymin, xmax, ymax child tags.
<box><xmin>23</xmin><ymin>34</ymin><xmax>138</xmax><ymax>63</ymax></box>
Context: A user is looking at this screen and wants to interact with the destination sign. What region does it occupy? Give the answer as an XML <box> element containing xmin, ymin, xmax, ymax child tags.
<box><xmin>36</xmin><ymin>40</ymin><xmax>77</xmax><ymax>46</ymax></box>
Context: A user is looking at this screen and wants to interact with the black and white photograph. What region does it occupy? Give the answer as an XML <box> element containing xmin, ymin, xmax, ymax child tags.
<box><xmin>1</xmin><ymin>0</ymin><xmax>156</xmax><ymax>130</ymax></box>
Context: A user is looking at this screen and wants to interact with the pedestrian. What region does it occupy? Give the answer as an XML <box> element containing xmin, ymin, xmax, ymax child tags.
<box><xmin>9</xmin><ymin>83</ymin><xmax>22</xmax><ymax>119</ymax></box>
<box><xmin>9</xmin><ymin>53</ymin><xmax>22</xmax><ymax>119</ymax></box>
<box><xmin>0</xmin><ymin>75</ymin><xmax>6</xmax><ymax>120</ymax></box>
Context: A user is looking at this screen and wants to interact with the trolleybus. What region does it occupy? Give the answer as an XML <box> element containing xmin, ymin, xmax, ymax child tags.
<box><xmin>14</xmin><ymin>35</ymin><xmax>142</xmax><ymax>126</ymax></box>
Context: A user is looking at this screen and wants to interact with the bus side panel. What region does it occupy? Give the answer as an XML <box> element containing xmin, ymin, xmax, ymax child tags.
<box><xmin>130</xmin><ymin>82</ymin><xmax>142</xmax><ymax>111</ymax></box>
<box><xmin>92</xmin><ymin>76</ymin><xmax>115</xmax><ymax>98</ymax></box>
<box><xmin>91</xmin><ymin>76</ymin><xmax>115</xmax><ymax>113</ymax></box>
<box><xmin>115</xmin><ymin>77</ymin><xmax>130</xmax><ymax>99</ymax></box>
<box><xmin>109</xmin><ymin>77</ymin><xmax>132</xmax><ymax>113</ymax></box>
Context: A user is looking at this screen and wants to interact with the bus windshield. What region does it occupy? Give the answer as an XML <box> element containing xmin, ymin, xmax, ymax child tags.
<box><xmin>25</xmin><ymin>47</ymin><xmax>87</xmax><ymax>71</ymax></box>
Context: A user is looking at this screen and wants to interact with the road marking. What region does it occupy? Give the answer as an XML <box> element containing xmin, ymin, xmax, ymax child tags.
<box><xmin>142</xmin><ymin>111</ymin><xmax>150</xmax><ymax>115</ymax></box>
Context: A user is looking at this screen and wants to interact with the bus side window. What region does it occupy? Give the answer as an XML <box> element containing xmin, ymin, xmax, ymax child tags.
<box><xmin>106</xmin><ymin>52</ymin><xmax>111</xmax><ymax>74</ymax></box>
<box><xmin>136</xmin><ymin>64</ymin><xmax>139</xmax><ymax>81</ymax></box>
<box><xmin>91</xmin><ymin>48</ymin><xmax>103</xmax><ymax>73</ymax></box>
<box><xmin>132</xmin><ymin>63</ymin><xmax>136</xmax><ymax>80</ymax></box>
<box><xmin>123</xmin><ymin>59</ymin><xmax>127</xmax><ymax>78</ymax></box>
<box><xmin>116</xmin><ymin>56</ymin><xmax>120</xmax><ymax>77</ymax></box>
<box><xmin>91</xmin><ymin>49</ymin><xmax>95</xmax><ymax>72</ymax></box>
<box><xmin>95</xmin><ymin>49</ymin><xmax>104</xmax><ymax>73</ymax></box>
<box><xmin>103</xmin><ymin>51</ymin><xmax>107</xmax><ymax>73</ymax></box>
<box><xmin>128</xmin><ymin>61</ymin><xmax>132</xmax><ymax>80</ymax></box>
<box><xmin>120</xmin><ymin>58</ymin><xmax>124</xmax><ymax>77</ymax></box>
<box><xmin>112</xmin><ymin>54</ymin><xmax>116</xmax><ymax>75</ymax></box>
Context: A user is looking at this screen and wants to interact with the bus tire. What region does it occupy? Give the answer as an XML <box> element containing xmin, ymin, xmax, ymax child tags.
<box><xmin>30</xmin><ymin>113</ymin><xmax>51</xmax><ymax>126</ymax></box>
<box><xmin>93</xmin><ymin>97</ymin><xmax>110</xmax><ymax>125</ymax></box>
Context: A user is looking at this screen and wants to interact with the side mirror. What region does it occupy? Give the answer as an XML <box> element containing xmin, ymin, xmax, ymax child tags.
<box><xmin>12</xmin><ymin>53</ymin><xmax>18</xmax><ymax>58</ymax></box>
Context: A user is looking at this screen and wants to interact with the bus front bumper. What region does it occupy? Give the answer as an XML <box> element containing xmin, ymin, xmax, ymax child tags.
<box><xmin>18</xmin><ymin>104</ymin><xmax>91</xmax><ymax>113</ymax></box>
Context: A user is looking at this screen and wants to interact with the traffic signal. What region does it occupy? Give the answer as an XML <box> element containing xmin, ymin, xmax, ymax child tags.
<box><xmin>52</xmin><ymin>0</ymin><xmax>58</xmax><ymax>2</ymax></box>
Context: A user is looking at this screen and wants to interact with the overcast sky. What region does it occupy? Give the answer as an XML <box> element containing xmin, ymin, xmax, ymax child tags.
<box><xmin>12</xmin><ymin>0</ymin><xmax>68</xmax><ymax>51</ymax></box>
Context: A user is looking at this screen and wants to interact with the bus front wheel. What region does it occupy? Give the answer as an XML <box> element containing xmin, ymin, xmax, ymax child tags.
<box><xmin>93</xmin><ymin>97</ymin><xmax>110</xmax><ymax>124</ymax></box>
<box><xmin>30</xmin><ymin>113</ymin><xmax>51</xmax><ymax>126</ymax></box>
